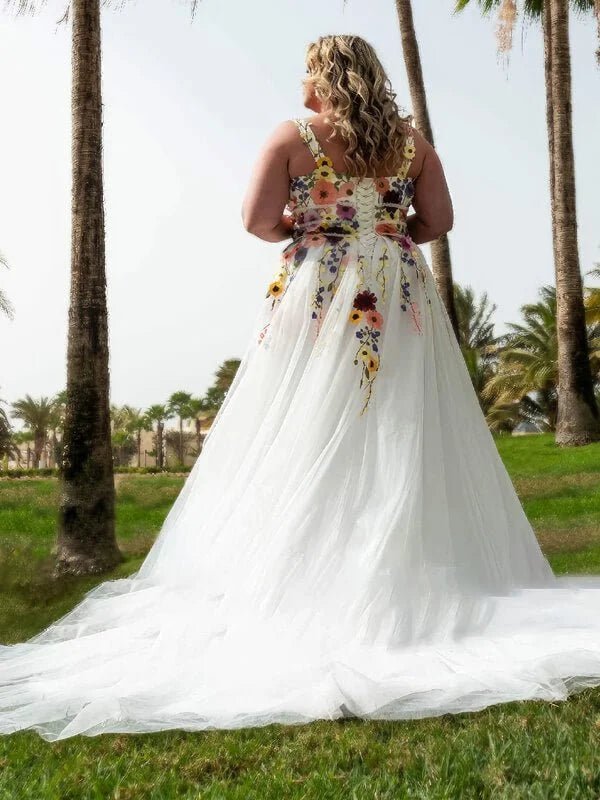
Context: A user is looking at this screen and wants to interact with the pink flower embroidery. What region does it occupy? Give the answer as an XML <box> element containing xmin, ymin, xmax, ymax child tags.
<box><xmin>310</xmin><ymin>180</ymin><xmax>338</xmax><ymax>205</ymax></box>
<box><xmin>365</xmin><ymin>310</ymin><xmax>383</xmax><ymax>329</ymax></box>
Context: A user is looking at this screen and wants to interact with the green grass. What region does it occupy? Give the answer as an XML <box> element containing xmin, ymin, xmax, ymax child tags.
<box><xmin>0</xmin><ymin>434</ymin><xmax>599</xmax><ymax>798</ymax></box>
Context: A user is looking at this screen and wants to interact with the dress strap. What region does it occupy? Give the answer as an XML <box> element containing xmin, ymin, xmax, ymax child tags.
<box><xmin>293</xmin><ymin>118</ymin><xmax>327</xmax><ymax>163</ymax></box>
<box><xmin>397</xmin><ymin>116</ymin><xmax>417</xmax><ymax>180</ymax></box>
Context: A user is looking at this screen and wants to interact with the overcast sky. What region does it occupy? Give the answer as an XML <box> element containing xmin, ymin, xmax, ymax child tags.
<box><xmin>1</xmin><ymin>0</ymin><xmax>599</xmax><ymax>412</ymax></box>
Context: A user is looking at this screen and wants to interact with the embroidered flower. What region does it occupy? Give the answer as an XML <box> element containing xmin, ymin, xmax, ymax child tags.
<box><xmin>349</xmin><ymin>309</ymin><xmax>363</xmax><ymax>325</ymax></box>
<box><xmin>267</xmin><ymin>279</ymin><xmax>285</xmax><ymax>298</ymax></box>
<box><xmin>301</xmin><ymin>209</ymin><xmax>322</xmax><ymax>231</ymax></box>
<box><xmin>360</xmin><ymin>349</ymin><xmax>380</xmax><ymax>374</ymax></box>
<box><xmin>375</xmin><ymin>222</ymin><xmax>399</xmax><ymax>238</ymax></box>
<box><xmin>353</xmin><ymin>290</ymin><xmax>378</xmax><ymax>311</ymax></box>
<box><xmin>316</xmin><ymin>156</ymin><xmax>334</xmax><ymax>168</ymax></box>
<box><xmin>364</xmin><ymin>310</ymin><xmax>383</xmax><ymax>329</ymax></box>
<box><xmin>403</xmin><ymin>140</ymin><xmax>416</xmax><ymax>161</ymax></box>
<box><xmin>398</xmin><ymin>235</ymin><xmax>413</xmax><ymax>250</ymax></box>
<box><xmin>375</xmin><ymin>177</ymin><xmax>390</xmax><ymax>194</ymax></box>
<box><xmin>315</xmin><ymin>164</ymin><xmax>334</xmax><ymax>181</ymax></box>
<box><xmin>336</xmin><ymin>203</ymin><xmax>356</xmax><ymax>220</ymax></box>
<box><xmin>338</xmin><ymin>181</ymin><xmax>355</xmax><ymax>199</ymax></box>
<box><xmin>382</xmin><ymin>189</ymin><xmax>403</xmax><ymax>206</ymax></box>
<box><xmin>310</xmin><ymin>179</ymin><xmax>337</xmax><ymax>205</ymax></box>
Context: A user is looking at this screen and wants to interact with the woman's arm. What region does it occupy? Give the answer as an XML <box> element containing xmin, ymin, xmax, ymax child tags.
<box><xmin>407</xmin><ymin>133</ymin><xmax>454</xmax><ymax>245</ymax></box>
<box><xmin>242</xmin><ymin>122</ymin><xmax>295</xmax><ymax>243</ymax></box>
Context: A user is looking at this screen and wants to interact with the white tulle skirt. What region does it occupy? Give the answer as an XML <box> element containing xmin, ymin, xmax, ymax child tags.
<box><xmin>2</xmin><ymin>237</ymin><xmax>600</xmax><ymax>742</ymax></box>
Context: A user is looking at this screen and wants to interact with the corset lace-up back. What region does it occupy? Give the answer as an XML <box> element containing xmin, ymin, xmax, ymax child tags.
<box><xmin>287</xmin><ymin>117</ymin><xmax>417</xmax><ymax>253</ymax></box>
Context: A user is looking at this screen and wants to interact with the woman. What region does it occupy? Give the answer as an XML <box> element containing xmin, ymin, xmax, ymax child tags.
<box><xmin>1</xmin><ymin>35</ymin><xmax>600</xmax><ymax>742</ymax></box>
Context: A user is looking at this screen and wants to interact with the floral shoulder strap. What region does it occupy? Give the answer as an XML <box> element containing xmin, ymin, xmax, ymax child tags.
<box><xmin>397</xmin><ymin>116</ymin><xmax>417</xmax><ymax>180</ymax></box>
<box><xmin>293</xmin><ymin>118</ymin><xmax>326</xmax><ymax>163</ymax></box>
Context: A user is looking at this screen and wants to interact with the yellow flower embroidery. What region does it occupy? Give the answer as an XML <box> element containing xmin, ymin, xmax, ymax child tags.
<box><xmin>268</xmin><ymin>279</ymin><xmax>285</xmax><ymax>298</ymax></box>
<box><xmin>349</xmin><ymin>309</ymin><xmax>363</xmax><ymax>325</ymax></box>
<box><xmin>360</xmin><ymin>348</ymin><xmax>379</xmax><ymax>373</ymax></box>
<box><xmin>315</xmin><ymin>164</ymin><xmax>334</xmax><ymax>181</ymax></box>
<box><xmin>403</xmin><ymin>140</ymin><xmax>416</xmax><ymax>161</ymax></box>
<box><xmin>316</xmin><ymin>156</ymin><xmax>334</xmax><ymax>169</ymax></box>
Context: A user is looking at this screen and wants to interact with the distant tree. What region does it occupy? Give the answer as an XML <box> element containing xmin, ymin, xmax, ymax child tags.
<box><xmin>146</xmin><ymin>404</ymin><xmax>171</xmax><ymax>470</ymax></box>
<box><xmin>482</xmin><ymin>286</ymin><xmax>560</xmax><ymax>430</ymax></box>
<box><xmin>187</xmin><ymin>396</ymin><xmax>209</xmax><ymax>456</ymax></box>
<box><xmin>11</xmin><ymin>395</ymin><xmax>55</xmax><ymax>468</ymax></box>
<box><xmin>0</xmin><ymin>252</ymin><xmax>14</xmax><ymax>319</ymax></box>
<box><xmin>166</xmin><ymin>392</ymin><xmax>194</xmax><ymax>466</ymax></box>
<box><xmin>453</xmin><ymin>284</ymin><xmax>499</xmax><ymax>413</ymax></box>
<box><xmin>0</xmin><ymin>391</ymin><xmax>16</xmax><ymax>461</ymax></box>
<box><xmin>124</xmin><ymin>407</ymin><xmax>152</xmax><ymax>468</ymax></box>
<box><xmin>109</xmin><ymin>405</ymin><xmax>136</xmax><ymax>466</ymax></box>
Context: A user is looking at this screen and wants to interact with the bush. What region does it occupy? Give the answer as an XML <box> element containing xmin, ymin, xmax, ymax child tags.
<box><xmin>0</xmin><ymin>465</ymin><xmax>192</xmax><ymax>479</ymax></box>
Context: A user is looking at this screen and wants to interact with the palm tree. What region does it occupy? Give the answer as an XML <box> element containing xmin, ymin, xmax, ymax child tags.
<box><xmin>454</xmin><ymin>284</ymin><xmax>497</xmax><ymax>352</ymax></box>
<box><xmin>11</xmin><ymin>430</ymin><xmax>33</xmax><ymax>468</ymax></box>
<box><xmin>214</xmin><ymin>359</ymin><xmax>241</xmax><ymax>392</ymax></box>
<box><xmin>5</xmin><ymin>1</ymin><xmax>200</xmax><ymax>574</ymax></box>
<box><xmin>454</xmin><ymin>0</ymin><xmax>600</xmax><ymax>446</ymax></box>
<box><xmin>11</xmin><ymin>395</ymin><xmax>55</xmax><ymax>468</ymax></box>
<box><xmin>109</xmin><ymin>405</ymin><xmax>137</xmax><ymax>466</ymax></box>
<box><xmin>584</xmin><ymin>264</ymin><xmax>600</xmax><ymax>324</ymax></box>
<box><xmin>48</xmin><ymin>390</ymin><xmax>67</xmax><ymax>468</ymax></box>
<box><xmin>454</xmin><ymin>284</ymin><xmax>499</xmax><ymax>411</ymax></box>
<box><xmin>167</xmin><ymin>392</ymin><xmax>194</xmax><ymax>465</ymax></box>
<box><xmin>146</xmin><ymin>404</ymin><xmax>171</xmax><ymax>470</ymax></box>
<box><xmin>482</xmin><ymin>286</ymin><xmax>561</xmax><ymax>429</ymax></box>
<box><xmin>0</xmin><ymin>252</ymin><xmax>14</xmax><ymax>319</ymax></box>
<box><xmin>124</xmin><ymin>407</ymin><xmax>151</xmax><ymax>468</ymax></box>
<box><xmin>394</xmin><ymin>0</ymin><xmax>460</xmax><ymax>340</ymax></box>
<box><xmin>187</xmin><ymin>397</ymin><xmax>209</xmax><ymax>456</ymax></box>
<box><xmin>0</xmin><ymin>390</ymin><xmax>16</xmax><ymax>462</ymax></box>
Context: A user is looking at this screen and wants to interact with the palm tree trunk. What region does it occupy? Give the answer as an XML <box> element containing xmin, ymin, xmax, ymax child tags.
<box><xmin>547</xmin><ymin>0</ymin><xmax>599</xmax><ymax>445</ymax></box>
<box><xmin>56</xmin><ymin>0</ymin><xmax>122</xmax><ymax>575</ymax></box>
<box><xmin>195</xmin><ymin>417</ymin><xmax>202</xmax><ymax>455</ymax></box>
<box><xmin>157</xmin><ymin>422</ymin><xmax>164</xmax><ymax>469</ymax></box>
<box><xmin>394</xmin><ymin>0</ymin><xmax>460</xmax><ymax>340</ymax></box>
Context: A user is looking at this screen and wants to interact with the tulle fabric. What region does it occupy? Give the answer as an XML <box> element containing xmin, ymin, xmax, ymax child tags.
<box><xmin>2</xmin><ymin>240</ymin><xmax>600</xmax><ymax>742</ymax></box>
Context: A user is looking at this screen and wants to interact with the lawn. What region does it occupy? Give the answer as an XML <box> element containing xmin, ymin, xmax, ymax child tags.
<box><xmin>0</xmin><ymin>432</ymin><xmax>599</xmax><ymax>799</ymax></box>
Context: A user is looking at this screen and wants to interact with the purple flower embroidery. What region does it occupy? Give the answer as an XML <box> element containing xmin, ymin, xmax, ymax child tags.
<box><xmin>336</xmin><ymin>203</ymin><xmax>356</xmax><ymax>220</ymax></box>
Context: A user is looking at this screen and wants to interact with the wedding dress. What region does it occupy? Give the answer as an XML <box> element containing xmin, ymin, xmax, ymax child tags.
<box><xmin>2</xmin><ymin>118</ymin><xmax>600</xmax><ymax>742</ymax></box>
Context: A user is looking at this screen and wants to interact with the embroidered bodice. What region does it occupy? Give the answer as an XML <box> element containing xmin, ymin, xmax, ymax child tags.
<box><xmin>259</xmin><ymin>117</ymin><xmax>429</xmax><ymax>417</ymax></box>
<box><xmin>287</xmin><ymin>118</ymin><xmax>416</xmax><ymax>253</ymax></box>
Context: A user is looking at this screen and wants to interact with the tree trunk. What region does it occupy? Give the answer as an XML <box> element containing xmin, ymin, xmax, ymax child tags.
<box><xmin>33</xmin><ymin>431</ymin><xmax>43</xmax><ymax>469</ymax></box>
<box><xmin>137</xmin><ymin>429</ymin><xmax>141</xmax><ymax>468</ymax></box>
<box><xmin>394</xmin><ymin>0</ymin><xmax>460</xmax><ymax>340</ymax></box>
<box><xmin>56</xmin><ymin>0</ymin><xmax>122</xmax><ymax>575</ymax></box>
<box><xmin>157</xmin><ymin>422</ymin><xmax>164</xmax><ymax>469</ymax></box>
<box><xmin>547</xmin><ymin>0</ymin><xmax>599</xmax><ymax>445</ymax></box>
<box><xmin>195</xmin><ymin>417</ymin><xmax>203</xmax><ymax>455</ymax></box>
<box><xmin>179</xmin><ymin>416</ymin><xmax>184</xmax><ymax>464</ymax></box>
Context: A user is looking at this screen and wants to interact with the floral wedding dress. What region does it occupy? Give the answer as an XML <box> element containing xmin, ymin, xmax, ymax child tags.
<box><xmin>2</xmin><ymin>118</ymin><xmax>600</xmax><ymax>742</ymax></box>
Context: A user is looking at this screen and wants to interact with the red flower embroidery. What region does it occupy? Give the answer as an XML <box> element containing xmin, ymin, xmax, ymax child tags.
<box><xmin>353</xmin><ymin>290</ymin><xmax>378</xmax><ymax>312</ymax></box>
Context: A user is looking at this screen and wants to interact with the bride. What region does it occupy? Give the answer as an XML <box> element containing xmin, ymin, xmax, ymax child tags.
<box><xmin>2</xmin><ymin>34</ymin><xmax>600</xmax><ymax>743</ymax></box>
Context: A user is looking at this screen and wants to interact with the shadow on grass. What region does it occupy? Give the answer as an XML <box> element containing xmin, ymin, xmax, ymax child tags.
<box><xmin>0</xmin><ymin>535</ymin><xmax>152</xmax><ymax>644</ymax></box>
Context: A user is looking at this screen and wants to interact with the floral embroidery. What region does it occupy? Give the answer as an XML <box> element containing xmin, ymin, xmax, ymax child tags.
<box><xmin>311</xmin><ymin>240</ymin><xmax>351</xmax><ymax>332</ymax></box>
<box><xmin>351</xmin><ymin>288</ymin><xmax>383</xmax><ymax>415</ymax></box>
<box><xmin>260</xmin><ymin>118</ymin><xmax>426</xmax><ymax>411</ymax></box>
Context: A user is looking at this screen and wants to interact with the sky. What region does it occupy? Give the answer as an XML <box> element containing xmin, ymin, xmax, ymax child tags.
<box><xmin>0</xmin><ymin>0</ymin><xmax>599</xmax><ymax>412</ymax></box>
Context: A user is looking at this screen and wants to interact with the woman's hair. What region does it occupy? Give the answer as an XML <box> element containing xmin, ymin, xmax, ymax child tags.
<box><xmin>304</xmin><ymin>35</ymin><xmax>412</xmax><ymax>178</ymax></box>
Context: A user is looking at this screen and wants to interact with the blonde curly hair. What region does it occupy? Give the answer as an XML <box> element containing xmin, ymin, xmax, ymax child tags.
<box><xmin>304</xmin><ymin>35</ymin><xmax>412</xmax><ymax>178</ymax></box>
